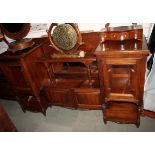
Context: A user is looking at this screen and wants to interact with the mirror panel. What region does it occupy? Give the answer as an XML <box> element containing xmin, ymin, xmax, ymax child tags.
<box><xmin>0</xmin><ymin>23</ymin><xmax>30</xmax><ymax>40</ymax></box>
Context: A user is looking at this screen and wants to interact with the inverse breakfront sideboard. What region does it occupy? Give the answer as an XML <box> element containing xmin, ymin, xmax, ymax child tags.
<box><xmin>0</xmin><ymin>31</ymin><xmax>150</xmax><ymax>127</ymax></box>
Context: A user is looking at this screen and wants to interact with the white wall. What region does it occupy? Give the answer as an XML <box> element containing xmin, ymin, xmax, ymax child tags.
<box><xmin>79</xmin><ymin>23</ymin><xmax>153</xmax><ymax>40</ymax></box>
<box><xmin>25</xmin><ymin>23</ymin><xmax>152</xmax><ymax>39</ymax></box>
<box><xmin>0</xmin><ymin>23</ymin><xmax>153</xmax><ymax>53</ymax></box>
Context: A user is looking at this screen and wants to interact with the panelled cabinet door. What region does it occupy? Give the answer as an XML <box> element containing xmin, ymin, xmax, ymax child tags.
<box><xmin>101</xmin><ymin>58</ymin><xmax>140</xmax><ymax>104</ymax></box>
<box><xmin>0</xmin><ymin>61</ymin><xmax>32</xmax><ymax>94</ymax></box>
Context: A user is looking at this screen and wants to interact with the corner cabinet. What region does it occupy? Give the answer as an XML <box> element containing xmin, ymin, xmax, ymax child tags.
<box><xmin>95</xmin><ymin>38</ymin><xmax>149</xmax><ymax>127</ymax></box>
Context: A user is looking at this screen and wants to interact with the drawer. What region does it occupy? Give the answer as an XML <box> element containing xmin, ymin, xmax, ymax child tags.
<box><xmin>130</xmin><ymin>30</ymin><xmax>142</xmax><ymax>40</ymax></box>
<box><xmin>104</xmin><ymin>102</ymin><xmax>139</xmax><ymax>123</ymax></box>
<box><xmin>110</xmin><ymin>32</ymin><xmax>130</xmax><ymax>40</ymax></box>
<box><xmin>110</xmin><ymin>33</ymin><xmax>119</xmax><ymax>40</ymax></box>
<box><xmin>118</xmin><ymin>32</ymin><xmax>129</xmax><ymax>40</ymax></box>
<box><xmin>101</xmin><ymin>33</ymin><xmax>110</xmax><ymax>40</ymax></box>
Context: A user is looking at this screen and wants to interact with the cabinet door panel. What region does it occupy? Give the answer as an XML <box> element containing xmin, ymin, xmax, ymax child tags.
<box><xmin>0</xmin><ymin>62</ymin><xmax>32</xmax><ymax>93</ymax></box>
<box><xmin>102</xmin><ymin>59</ymin><xmax>139</xmax><ymax>102</ymax></box>
<box><xmin>49</xmin><ymin>89</ymin><xmax>76</xmax><ymax>108</ymax></box>
<box><xmin>74</xmin><ymin>90</ymin><xmax>101</xmax><ymax>109</ymax></box>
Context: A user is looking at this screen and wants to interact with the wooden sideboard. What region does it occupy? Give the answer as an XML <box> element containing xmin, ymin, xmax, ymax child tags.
<box><xmin>0</xmin><ymin>31</ymin><xmax>150</xmax><ymax>127</ymax></box>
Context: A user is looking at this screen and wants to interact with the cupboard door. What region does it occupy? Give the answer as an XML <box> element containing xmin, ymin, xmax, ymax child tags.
<box><xmin>74</xmin><ymin>89</ymin><xmax>101</xmax><ymax>109</ymax></box>
<box><xmin>0</xmin><ymin>62</ymin><xmax>32</xmax><ymax>94</ymax></box>
<box><xmin>50</xmin><ymin>89</ymin><xmax>74</xmax><ymax>107</ymax></box>
<box><xmin>101</xmin><ymin>58</ymin><xmax>140</xmax><ymax>103</ymax></box>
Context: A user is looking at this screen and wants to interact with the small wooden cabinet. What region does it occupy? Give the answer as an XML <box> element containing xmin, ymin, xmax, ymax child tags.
<box><xmin>95</xmin><ymin>38</ymin><xmax>149</xmax><ymax>127</ymax></box>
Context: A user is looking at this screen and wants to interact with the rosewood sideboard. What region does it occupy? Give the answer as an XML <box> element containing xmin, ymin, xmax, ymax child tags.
<box><xmin>0</xmin><ymin>29</ymin><xmax>150</xmax><ymax>127</ymax></box>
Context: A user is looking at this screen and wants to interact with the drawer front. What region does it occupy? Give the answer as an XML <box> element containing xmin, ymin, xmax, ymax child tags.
<box><xmin>130</xmin><ymin>30</ymin><xmax>143</xmax><ymax>40</ymax></box>
<box><xmin>110</xmin><ymin>32</ymin><xmax>130</xmax><ymax>40</ymax></box>
<box><xmin>75</xmin><ymin>90</ymin><xmax>101</xmax><ymax>109</ymax></box>
<box><xmin>110</xmin><ymin>33</ymin><xmax>119</xmax><ymax>40</ymax></box>
<box><xmin>105</xmin><ymin>102</ymin><xmax>139</xmax><ymax>123</ymax></box>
